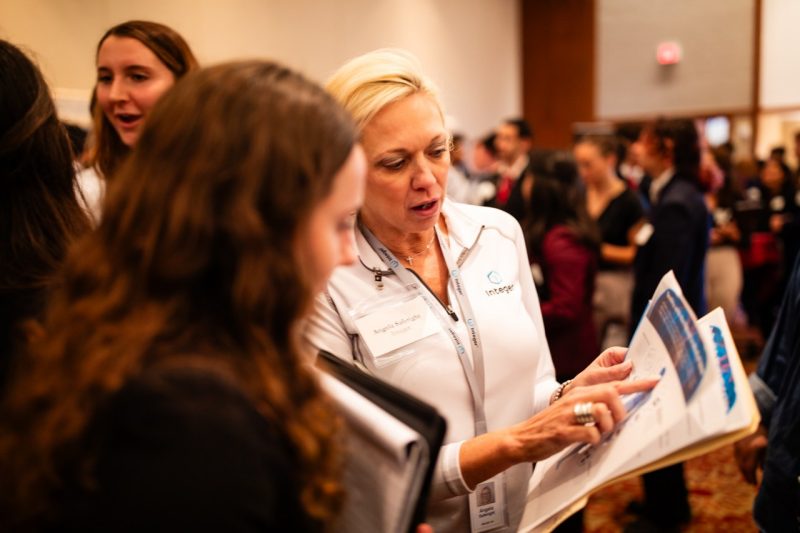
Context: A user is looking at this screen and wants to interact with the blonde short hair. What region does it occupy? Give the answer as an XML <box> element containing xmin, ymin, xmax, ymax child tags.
<box><xmin>325</xmin><ymin>48</ymin><xmax>445</xmax><ymax>132</ymax></box>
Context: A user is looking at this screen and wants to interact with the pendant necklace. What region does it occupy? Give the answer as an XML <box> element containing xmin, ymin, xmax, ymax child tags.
<box><xmin>400</xmin><ymin>232</ymin><xmax>436</xmax><ymax>266</ymax></box>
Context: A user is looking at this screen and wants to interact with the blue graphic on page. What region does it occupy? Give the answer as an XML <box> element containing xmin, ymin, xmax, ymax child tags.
<box><xmin>711</xmin><ymin>325</ymin><xmax>737</xmax><ymax>412</ymax></box>
<box><xmin>646</xmin><ymin>289</ymin><xmax>707</xmax><ymax>402</ymax></box>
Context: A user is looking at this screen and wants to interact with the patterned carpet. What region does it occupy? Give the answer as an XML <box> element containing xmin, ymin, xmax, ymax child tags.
<box><xmin>584</xmin><ymin>444</ymin><xmax>759</xmax><ymax>532</ymax></box>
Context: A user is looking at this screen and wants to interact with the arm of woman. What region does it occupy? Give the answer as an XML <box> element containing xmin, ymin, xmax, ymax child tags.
<box><xmin>601</xmin><ymin>242</ymin><xmax>638</xmax><ymax>265</ymax></box>
<box><xmin>440</xmin><ymin>220</ymin><xmax>655</xmax><ymax>491</ymax></box>
<box><xmin>600</xmin><ymin>193</ymin><xmax>645</xmax><ymax>266</ymax></box>
<box><xmin>457</xmin><ymin>379</ymin><xmax>659</xmax><ymax>489</ymax></box>
<box><xmin>601</xmin><ymin>216</ymin><xmax>645</xmax><ymax>266</ymax></box>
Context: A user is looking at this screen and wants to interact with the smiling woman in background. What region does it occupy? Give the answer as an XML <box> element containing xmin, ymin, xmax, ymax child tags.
<box><xmin>79</xmin><ymin>20</ymin><xmax>197</xmax><ymax>219</ymax></box>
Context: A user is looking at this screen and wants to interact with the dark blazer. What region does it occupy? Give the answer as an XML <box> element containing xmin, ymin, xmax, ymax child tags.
<box><xmin>631</xmin><ymin>174</ymin><xmax>710</xmax><ymax>335</ymax></box>
<box><xmin>752</xmin><ymin>253</ymin><xmax>800</xmax><ymax>530</ymax></box>
<box><xmin>484</xmin><ymin>168</ymin><xmax>528</xmax><ymax>222</ymax></box>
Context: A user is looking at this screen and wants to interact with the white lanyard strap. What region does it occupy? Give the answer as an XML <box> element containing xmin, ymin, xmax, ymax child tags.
<box><xmin>360</xmin><ymin>223</ymin><xmax>488</xmax><ymax>435</ymax></box>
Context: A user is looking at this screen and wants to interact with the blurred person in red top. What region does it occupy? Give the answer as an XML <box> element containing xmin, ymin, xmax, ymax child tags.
<box><xmin>522</xmin><ymin>153</ymin><xmax>601</xmax><ymax>533</ymax></box>
<box><xmin>523</xmin><ymin>154</ymin><xmax>601</xmax><ymax>380</ymax></box>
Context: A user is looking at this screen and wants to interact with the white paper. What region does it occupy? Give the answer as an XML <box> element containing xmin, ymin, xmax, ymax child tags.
<box><xmin>518</xmin><ymin>272</ymin><xmax>755</xmax><ymax>532</ymax></box>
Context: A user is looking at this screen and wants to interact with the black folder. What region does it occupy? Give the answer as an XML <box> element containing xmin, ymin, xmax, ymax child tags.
<box><xmin>318</xmin><ymin>350</ymin><xmax>447</xmax><ymax>532</ymax></box>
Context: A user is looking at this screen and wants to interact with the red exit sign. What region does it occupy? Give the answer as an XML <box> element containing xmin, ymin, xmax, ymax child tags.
<box><xmin>656</xmin><ymin>41</ymin><xmax>682</xmax><ymax>65</ymax></box>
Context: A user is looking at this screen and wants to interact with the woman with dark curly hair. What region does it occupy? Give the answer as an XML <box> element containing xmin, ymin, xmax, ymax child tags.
<box><xmin>0</xmin><ymin>40</ymin><xmax>91</xmax><ymax>390</ymax></box>
<box><xmin>0</xmin><ymin>60</ymin><xmax>365</xmax><ymax>532</ymax></box>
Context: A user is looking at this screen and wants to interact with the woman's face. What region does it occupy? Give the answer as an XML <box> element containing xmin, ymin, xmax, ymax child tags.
<box><xmin>96</xmin><ymin>36</ymin><xmax>176</xmax><ymax>147</ymax></box>
<box><xmin>297</xmin><ymin>145</ymin><xmax>367</xmax><ymax>294</ymax></box>
<box><xmin>761</xmin><ymin>160</ymin><xmax>785</xmax><ymax>193</ymax></box>
<box><xmin>360</xmin><ymin>93</ymin><xmax>449</xmax><ymax>238</ymax></box>
<box><xmin>574</xmin><ymin>142</ymin><xmax>613</xmax><ymax>185</ymax></box>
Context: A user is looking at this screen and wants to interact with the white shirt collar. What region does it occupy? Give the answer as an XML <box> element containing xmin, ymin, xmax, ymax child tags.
<box><xmin>649</xmin><ymin>167</ymin><xmax>675</xmax><ymax>203</ymax></box>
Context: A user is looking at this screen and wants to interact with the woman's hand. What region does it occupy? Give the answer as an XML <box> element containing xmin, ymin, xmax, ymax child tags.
<box><xmin>503</xmin><ymin>378</ymin><xmax>659</xmax><ymax>465</ymax></box>
<box><xmin>570</xmin><ymin>346</ymin><xmax>633</xmax><ymax>390</ymax></box>
<box><xmin>733</xmin><ymin>425</ymin><xmax>768</xmax><ymax>484</ymax></box>
<box><xmin>458</xmin><ymin>376</ymin><xmax>659</xmax><ymax>489</ymax></box>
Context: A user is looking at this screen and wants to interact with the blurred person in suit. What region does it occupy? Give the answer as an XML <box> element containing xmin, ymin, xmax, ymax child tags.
<box><xmin>626</xmin><ymin>118</ymin><xmax>710</xmax><ymax>533</ymax></box>
<box><xmin>486</xmin><ymin>118</ymin><xmax>533</xmax><ymax>221</ymax></box>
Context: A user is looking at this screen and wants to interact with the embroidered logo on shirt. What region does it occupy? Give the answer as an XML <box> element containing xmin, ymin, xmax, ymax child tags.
<box><xmin>485</xmin><ymin>284</ymin><xmax>515</xmax><ymax>296</ymax></box>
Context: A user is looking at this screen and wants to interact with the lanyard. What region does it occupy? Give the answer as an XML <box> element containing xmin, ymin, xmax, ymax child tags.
<box><xmin>360</xmin><ymin>223</ymin><xmax>489</xmax><ymax>436</ymax></box>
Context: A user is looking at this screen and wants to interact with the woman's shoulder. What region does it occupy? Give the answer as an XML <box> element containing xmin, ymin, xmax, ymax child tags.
<box><xmin>661</xmin><ymin>179</ymin><xmax>707</xmax><ymax>212</ymax></box>
<box><xmin>62</xmin><ymin>361</ymin><xmax>318</xmax><ymax>532</ymax></box>
<box><xmin>96</xmin><ymin>361</ymin><xmax>288</xmax><ymax>467</ymax></box>
<box><xmin>110</xmin><ymin>361</ymin><xmax>256</xmax><ymax>420</ymax></box>
<box><xmin>610</xmin><ymin>187</ymin><xmax>643</xmax><ymax>211</ymax></box>
<box><xmin>542</xmin><ymin>224</ymin><xmax>585</xmax><ymax>250</ymax></box>
<box><xmin>445</xmin><ymin>200</ymin><xmax>522</xmax><ymax>235</ymax></box>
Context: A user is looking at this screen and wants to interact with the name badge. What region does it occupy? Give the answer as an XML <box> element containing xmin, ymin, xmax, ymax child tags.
<box><xmin>469</xmin><ymin>473</ymin><xmax>509</xmax><ymax>532</ymax></box>
<box><xmin>353</xmin><ymin>295</ymin><xmax>439</xmax><ymax>360</ymax></box>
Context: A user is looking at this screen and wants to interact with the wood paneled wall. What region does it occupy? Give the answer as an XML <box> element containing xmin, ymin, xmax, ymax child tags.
<box><xmin>521</xmin><ymin>0</ymin><xmax>595</xmax><ymax>149</ymax></box>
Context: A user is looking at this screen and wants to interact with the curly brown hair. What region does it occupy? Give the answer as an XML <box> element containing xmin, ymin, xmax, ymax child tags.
<box><xmin>88</xmin><ymin>20</ymin><xmax>198</xmax><ymax>179</ymax></box>
<box><xmin>0</xmin><ymin>60</ymin><xmax>356</xmax><ymax>528</ymax></box>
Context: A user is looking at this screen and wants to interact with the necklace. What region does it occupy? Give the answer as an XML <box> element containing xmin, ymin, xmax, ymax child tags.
<box><xmin>393</xmin><ymin>232</ymin><xmax>436</xmax><ymax>266</ymax></box>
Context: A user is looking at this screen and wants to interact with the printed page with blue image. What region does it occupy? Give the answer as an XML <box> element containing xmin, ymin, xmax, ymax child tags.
<box><xmin>518</xmin><ymin>272</ymin><xmax>758</xmax><ymax>533</ymax></box>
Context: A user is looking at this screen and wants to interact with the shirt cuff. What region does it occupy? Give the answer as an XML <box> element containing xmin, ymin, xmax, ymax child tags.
<box><xmin>534</xmin><ymin>379</ymin><xmax>560</xmax><ymax>414</ymax></box>
<box><xmin>440</xmin><ymin>440</ymin><xmax>472</xmax><ymax>497</ymax></box>
<box><xmin>749</xmin><ymin>372</ymin><xmax>776</xmax><ymax>420</ymax></box>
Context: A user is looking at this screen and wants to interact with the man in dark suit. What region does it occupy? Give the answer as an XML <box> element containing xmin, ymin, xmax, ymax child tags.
<box><xmin>626</xmin><ymin>119</ymin><xmax>710</xmax><ymax>533</ymax></box>
<box><xmin>485</xmin><ymin>118</ymin><xmax>532</xmax><ymax>221</ymax></box>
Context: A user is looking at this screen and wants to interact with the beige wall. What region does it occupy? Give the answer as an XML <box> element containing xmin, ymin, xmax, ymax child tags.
<box><xmin>0</xmin><ymin>0</ymin><xmax>521</xmax><ymax>136</ymax></box>
<box><xmin>761</xmin><ymin>0</ymin><xmax>800</xmax><ymax>109</ymax></box>
<box><xmin>596</xmin><ymin>0</ymin><xmax>754</xmax><ymax>120</ymax></box>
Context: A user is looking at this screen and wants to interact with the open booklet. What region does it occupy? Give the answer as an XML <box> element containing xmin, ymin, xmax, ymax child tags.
<box><xmin>317</xmin><ymin>350</ymin><xmax>447</xmax><ymax>533</ymax></box>
<box><xmin>519</xmin><ymin>271</ymin><xmax>760</xmax><ymax>533</ymax></box>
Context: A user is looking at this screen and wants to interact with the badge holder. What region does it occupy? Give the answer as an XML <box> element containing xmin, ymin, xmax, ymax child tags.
<box><xmin>349</xmin><ymin>292</ymin><xmax>441</xmax><ymax>368</ymax></box>
<box><xmin>468</xmin><ymin>472</ymin><xmax>510</xmax><ymax>532</ymax></box>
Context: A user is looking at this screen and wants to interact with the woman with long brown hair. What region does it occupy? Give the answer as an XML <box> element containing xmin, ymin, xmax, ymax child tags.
<box><xmin>0</xmin><ymin>60</ymin><xmax>365</xmax><ymax>531</ymax></box>
<box><xmin>80</xmin><ymin>20</ymin><xmax>198</xmax><ymax>218</ymax></box>
<box><xmin>0</xmin><ymin>40</ymin><xmax>91</xmax><ymax>389</ymax></box>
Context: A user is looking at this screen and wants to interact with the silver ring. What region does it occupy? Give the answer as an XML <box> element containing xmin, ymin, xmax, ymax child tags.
<box><xmin>573</xmin><ymin>402</ymin><xmax>596</xmax><ymax>426</ymax></box>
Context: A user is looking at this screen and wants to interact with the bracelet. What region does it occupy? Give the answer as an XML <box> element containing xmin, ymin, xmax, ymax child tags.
<box><xmin>551</xmin><ymin>379</ymin><xmax>572</xmax><ymax>404</ymax></box>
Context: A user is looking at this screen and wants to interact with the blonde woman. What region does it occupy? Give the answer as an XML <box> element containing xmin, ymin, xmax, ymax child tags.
<box><xmin>305</xmin><ymin>49</ymin><xmax>657</xmax><ymax>533</ymax></box>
